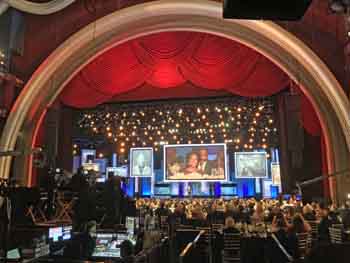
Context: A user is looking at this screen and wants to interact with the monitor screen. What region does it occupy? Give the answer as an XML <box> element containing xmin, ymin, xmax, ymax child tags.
<box><xmin>81</xmin><ymin>149</ymin><xmax>96</xmax><ymax>164</ymax></box>
<box><xmin>82</xmin><ymin>162</ymin><xmax>99</xmax><ymax>172</ymax></box>
<box><xmin>164</xmin><ymin>144</ymin><xmax>227</xmax><ymax>182</ymax></box>
<box><xmin>92</xmin><ymin>234</ymin><xmax>120</xmax><ymax>258</ymax></box>
<box><xmin>6</xmin><ymin>248</ymin><xmax>21</xmax><ymax>260</ymax></box>
<box><xmin>49</xmin><ymin>227</ymin><xmax>63</xmax><ymax>242</ymax></box>
<box><xmin>130</xmin><ymin>148</ymin><xmax>153</xmax><ymax>177</ymax></box>
<box><xmin>106</xmin><ymin>166</ymin><xmax>128</xmax><ymax>177</ymax></box>
<box><xmin>234</xmin><ymin>152</ymin><xmax>268</xmax><ymax>178</ymax></box>
<box><xmin>125</xmin><ymin>217</ymin><xmax>135</xmax><ymax>235</ymax></box>
<box><xmin>62</xmin><ymin>225</ymin><xmax>72</xmax><ymax>241</ymax></box>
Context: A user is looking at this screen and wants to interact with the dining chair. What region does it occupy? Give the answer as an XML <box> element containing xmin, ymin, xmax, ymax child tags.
<box><xmin>329</xmin><ymin>227</ymin><xmax>344</xmax><ymax>244</ymax></box>
<box><xmin>306</xmin><ymin>220</ymin><xmax>319</xmax><ymax>244</ymax></box>
<box><xmin>296</xmin><ymin>232</ymin><xmax>312</xmax><ymax>259</ymax></box>
<box><xmin>222</xmin><ymin>233</ymin><xmax>241</xmax><ymax>263</ymax></box>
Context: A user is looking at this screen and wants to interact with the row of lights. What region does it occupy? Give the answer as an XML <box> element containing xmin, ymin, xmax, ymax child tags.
<box><xmin>75</xmin><ymin>97</ymin><xmax>279</xmax><ymax>155</ymax></box>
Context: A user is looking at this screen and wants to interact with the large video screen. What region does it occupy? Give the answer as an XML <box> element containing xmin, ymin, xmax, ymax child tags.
<box><xmin>234</xmin><ymin>152</ymin><xmax>267</xmax><ymax>178</ymax></box>
<box><xmin>130</xmin><ymin>148</ymin><xmax>153</xmax><ymax>177</ymax></box>
<box><xmin>164</xmin><ymin>144</ymin><xmax>227</xmax><ymax>182</ymax></box>
<box><xmin>271</xmin><ymin>162</ymin><xmax>281</xmax><ymax>186</ymax></box>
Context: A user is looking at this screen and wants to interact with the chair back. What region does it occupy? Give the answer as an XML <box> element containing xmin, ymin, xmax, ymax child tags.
<box><xmin>306</xmin><ymin>220</ymin><xmax>318</xmax><ymax>242</ymax></box>
<box><xmin>331</xmin><ymin>224</ymin><xmax>344</xmax><ymax>229</ymax></box>
<box><xmin>212</xmin><ymin>224</ymin><xmax>224</xmax><ymax>232</ymax></box>
<box><xmin>296</xmin><ymin>232</ymin><xmax>311</xmax><ymax>258</ymax></box>
<box><xmin>222</xmin><ymin>233</ymin><xmax>241</xmax><ymax>263</ymax></box>
<box><xmin>329</xmin><ymin>227</ymin><xmax>343</xmax><ymax>244</ymax></box>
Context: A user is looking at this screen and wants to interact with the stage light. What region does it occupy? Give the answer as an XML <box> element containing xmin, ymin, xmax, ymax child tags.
<box><xmin>98</xmin><ymin>153</ymin><xmax>104</xmax><ymax>158</ymax></box>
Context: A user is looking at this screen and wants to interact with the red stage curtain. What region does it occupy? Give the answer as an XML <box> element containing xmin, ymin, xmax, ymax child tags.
<box><xmin>301</xmin><ymin>94</ymin><xmax>321</xmax><ymax>136</ymax></box>
<box><xmin>60</xmin><ymin>32</ymin><xmax>289</xmax><ymax>107</ymax></box>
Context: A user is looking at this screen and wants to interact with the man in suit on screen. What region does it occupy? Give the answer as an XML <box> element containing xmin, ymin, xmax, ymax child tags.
<box><xmin>197</xmin><ymin>148</ymin><xmax>215</xmax><ymax>176</ymax></box>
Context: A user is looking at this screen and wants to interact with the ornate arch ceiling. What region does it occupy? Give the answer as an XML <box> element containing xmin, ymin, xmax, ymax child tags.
<box><xmin>11</xmin><ymin>0</ymin><xmax>348</xmax><ymax>95</ymax></box>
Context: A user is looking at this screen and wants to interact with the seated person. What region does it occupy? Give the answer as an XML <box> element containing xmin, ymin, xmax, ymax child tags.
<box><xmin>302</xmin><ymin>204</ymin><xmax>317</xmax><ymax>221</ymax></box>
<box><xmin>187</xmin><ymin>207</ymin><xmax>208</xmax><ymax>228</ymax></box>
<box><xmin>318</xmin><ymin>205</ymin><xmax>333</xmax><ymax>243</ymax></box>
<box><xmin>267</xmin><ymin>213</ymin><xmax>299</xmax><ymax>263</ymax></box>
<box><xmin>64</xmin><ymin>221</ymin><xmax>96</xmax><ymax>259</ymax></box>
<box><xmin>120</xmin><ymin>240</ymin><xmax>135</xmax><ymax>263</ymax></box>
<box><xmin>288</xmin><ymin>214</ymin><xmax>311</xmax><ymax>234</ymax></box>
<box><xmin>223</xmin><ymin>217</ymin><xmax>240</xmax><ymax>234</ymax></box>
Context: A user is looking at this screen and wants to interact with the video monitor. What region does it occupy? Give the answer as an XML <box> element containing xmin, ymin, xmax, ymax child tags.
<box><xmin>92</xmin><ymin>233</ymin><xmax>120</xmax><ymax>258</ymax></box>
<box><xmin>271</xmin><ymin>162</ymin><xmax>281</xmax><ymax>186</ymax></box>
<box><xmin>49</xmin><ymin>227</ymin><xmax>63</xmax><ymax>242</ymax></box>
<box><xmin>62</xmin><ymin>225</ymin><xmax>72</xmax><ymax>241</ymax></box>
<box><xmin>164</xmin><ymin>144</ymin><xmax>227</xmax><ymax>182</ymax></box>
<box><xmin>6</xmin><ymin>248</ymin><xmax>21</xmax><ymax>261</ymax></box>
<box><xmin>82</xmin><ymin>162</ymin><xmax>99</xmax><ymax>172</ymax></box>
<box><xmin>81</xmin><ymin>149</ymin><xmax>96</xmax><ymax>164</ymax></box>
<box><xmin>234</xmin><ymin>152</ymin><xmax>267</xmax><ymax>178</ymax></box>
<box><xmin>125</xmin><ymin>217</ymin><xmax>135</xmax><ymax>235</ymax></box>
<box><xmin>130</xmin><ymin>148</ymin><xmax>153</xmax><ymax>177</ymax></box>
<box><xmin>106</xmin><ymin>166</ymin><xmax>128</xmax><ymax>177</ymax></box>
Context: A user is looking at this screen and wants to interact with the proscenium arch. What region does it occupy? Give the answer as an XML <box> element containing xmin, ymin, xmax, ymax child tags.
<box><xmin>0</xmin><ymin>0</ymin><xmax>349</xmax><ymax>202</ymax></box>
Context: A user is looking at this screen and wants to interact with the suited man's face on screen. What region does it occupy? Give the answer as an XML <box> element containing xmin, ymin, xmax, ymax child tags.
<box><xmin>199</xmin><ymin>149</ymin><xmax>208</xmax><ymax>162</ymax></box>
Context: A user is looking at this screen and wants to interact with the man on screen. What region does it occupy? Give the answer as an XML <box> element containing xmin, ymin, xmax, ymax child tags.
<box><xmin>197</xmin><ymin>148</ymin><xmax>215</xmax><ymax>176</ymax></box>
<box><xmin>133</xmin><ymin>152</ymin><xmax>151</xmax><ymax>176</ymax></box>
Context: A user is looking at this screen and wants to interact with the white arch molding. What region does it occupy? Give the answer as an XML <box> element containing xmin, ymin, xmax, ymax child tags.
<box><xmin>0</xmin><ymin>0</ymin><xmax>349</xmax><ymax>203</ymax></box>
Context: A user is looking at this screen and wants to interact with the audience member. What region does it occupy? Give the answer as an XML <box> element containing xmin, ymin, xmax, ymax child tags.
<box><xmin>120</xmin><ymin>240</ymin><xmax>135</xmax><ymax>263</ymax></box>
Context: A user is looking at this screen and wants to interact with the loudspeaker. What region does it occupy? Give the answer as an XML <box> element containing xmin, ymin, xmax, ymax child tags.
<box><xmin>223</xmin><ymin>0</ymin><xmax>313</xmax><ymax>21</ymax></box>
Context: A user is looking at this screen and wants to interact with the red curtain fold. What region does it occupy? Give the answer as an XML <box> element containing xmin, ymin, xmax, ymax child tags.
<box><xmin>300</xmin><ymin>94</ymin><xmax>321</xmax><ymax>136</ymax></box>
<box><xmin>60</xmin><ymin>31</ymin><xmax>290</xmax><ymax>107</ymax></box>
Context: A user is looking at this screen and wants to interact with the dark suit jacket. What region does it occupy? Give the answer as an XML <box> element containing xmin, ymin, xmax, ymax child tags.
<box><xmin>198</xmin><ymin>160</ymin><xmax>215</xmax><ymax>175</ymax></box>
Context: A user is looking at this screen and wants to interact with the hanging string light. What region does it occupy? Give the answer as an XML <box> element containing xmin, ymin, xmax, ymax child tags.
<box><xmin>75</xmin><ymin>96</ymin><xmax>279</xmax><ymax>154</ymax></box>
